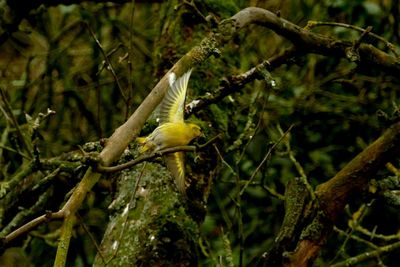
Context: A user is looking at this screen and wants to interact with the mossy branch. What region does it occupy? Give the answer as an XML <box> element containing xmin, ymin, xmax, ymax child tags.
<box><xmin>284</xmin><ymin>121</ymin><xmax>400</xmax><ymax>267</ymax></box>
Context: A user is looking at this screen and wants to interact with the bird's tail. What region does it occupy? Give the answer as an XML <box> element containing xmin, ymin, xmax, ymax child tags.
<box><xmin>164</xmin><ymin>152</ymin><xmax>186</xmax><ymax>195</ymax></box>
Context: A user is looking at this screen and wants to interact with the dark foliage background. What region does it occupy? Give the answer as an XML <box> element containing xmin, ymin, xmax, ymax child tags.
<box><xmin>0</xmin><ymin>0</ymin><xmax>399</xmax><ymax>266</ymax></box>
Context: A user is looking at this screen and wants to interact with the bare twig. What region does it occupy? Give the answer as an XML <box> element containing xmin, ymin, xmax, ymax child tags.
<box><xmin>96</xmin><ymin>135</ymin><xmax>220</xmax><ymax>173</ymax></box>
<box><xmin>352</xmin><ymin>223</ymin><xmax>400</xmax><ymax>241</ymax></box>
<box><xmin>240</xmin><ymin>124</ymin><xmax>294</xmax><ymax>195</ymax></box>
<box><xmin>213</xmin><ymin>144</ymin><xmax>237</xmax><ymax>177</ymax></box>
<box><xmin>346</xmin><ymin>26</ymin><xmax>373</xmax><ymax>62</ymax></box>
<box><xmin>127</xmin><ymin>0</ymin><xmax>136</xmax><ymax>117</ymax></box>
<box><xmin>306</xmin><ymin>21</ymin><xmax>399</xmax><ymax>58</ymax></box>
<box><xmin>330</xmin><ymin>240</ymin><xmax>400</xmax><ymax>267</ymax></box>
<box><xmin>96</xmin><ymin>43</ymin><xmax>124</xmax><ymax>76</ymax></box>
<box><xmin>77</xmin><ymin>213</ymin><xmax>105</xmax><ymax>263</ymax></box>
<box><xmin>86</xmin><ymin>24</ymin><xmax>128</xmax><ymax>105</ymax></box>
<box><xmin>182</xmin><ymin>0</ymin><xmax>208</xmax><ymax>22</ymax></box>
<box><xmin>3</xmin><ymin>210</ymin><xmax>64</xmax><ymax>245</ymax></box>
<box><xmin>97</xmin><ymin>146</ymin><xmax>195</xmax><ymax>173</ymax></box>
<box><xmin>0</xmin><ymin>190</ymin><xmax>52</xmax><ymax>237</ymax></box>
<box><xmin>278</xmin><ymin>124</ymin><xmax>316</xmax><ymax>201</ymax></box>
<box><xmin>0</xmin><ymin>87</ymin><xmax>32</xmax><ymax>157</ymax></box>
<box><xmin>334</xmin><ymin>226</ymin><xmax>378</xmax><ymax>249</ymax></box>
<box><xmin>0</xmin><ymin>163</ymin><xmax>33</xmax><ymax>199</ymax></box>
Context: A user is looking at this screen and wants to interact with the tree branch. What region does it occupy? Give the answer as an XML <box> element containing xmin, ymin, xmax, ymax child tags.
<box><xmin>231</xmin><ymin>8</ymin><xmax>398</xmax><ymax>73</ymax></box>
<box><xmin>286</xmin><ymin>121</ymin><xmax>400</xmax><ymax>266</ymax></box>
<box><xmin>188</xmin><ymin>7</ymin><xmax>399</xmax><ymax>116</ymax></box>
<box><xmin>305</xmin><ymin>21</ymin><xmax>399</xmax><ymax>58</ymax></box>
<box><xmin>97</xmin><ymin>135</ymin><xmax>220</xmax><ymax>173</ymax></box>
<box><xmin>2</xmin><ymin>210</ymin><xmax>64</xmax><ymax>245</ymax></box>
<box><xmin>187</xmin><ymin>47</ymin><xmax>300</xmax><ymax>115</ymax></box>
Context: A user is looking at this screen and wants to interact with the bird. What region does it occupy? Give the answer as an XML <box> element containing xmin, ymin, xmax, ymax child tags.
<box><xmin>136</xmin><ymin>69</ymin><xmax>202</xmax><ymax>193</ymax></box>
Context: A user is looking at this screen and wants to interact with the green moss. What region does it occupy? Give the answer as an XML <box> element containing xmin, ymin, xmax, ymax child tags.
<box><xmin>93</xmin><ymin>162</ymin><xmax>199</xmax><ymax>266</ymax></box>
<box><xmin>300</xmin><ymin>211</ymin><xmax>327</xmax><ymax>242</ymax></box>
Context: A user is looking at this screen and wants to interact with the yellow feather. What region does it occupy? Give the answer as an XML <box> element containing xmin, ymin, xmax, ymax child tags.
<box><xmin>136</xmin><ymin>137</ymin><xmax>146</xmax><ymax>144</ymax></box>
<box><xmin>164</xmin><ymin>152</ymin><xmax>186</xmax><ymax>193</ymax></box>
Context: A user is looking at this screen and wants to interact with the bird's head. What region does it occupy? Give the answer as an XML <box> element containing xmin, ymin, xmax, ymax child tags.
<box><xmin>188</xmin><ymin>123</ymin><xmax>202</xmax><ymax>139</ymax></box>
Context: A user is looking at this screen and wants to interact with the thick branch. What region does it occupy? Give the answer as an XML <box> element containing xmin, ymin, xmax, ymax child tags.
<box><xmin>317</xmin><ymin>121</ymin><xmax>400</xmax><ymax>220</ymax></box>
<box><xmin>286</xmin><ymin>121</ymin><xmax>400</xmax><ymax>266</ymax></box>
<box><xmin>230</xmin><ymin>7</ymin><xmax>400</xmax><ymax>76</ymax></box>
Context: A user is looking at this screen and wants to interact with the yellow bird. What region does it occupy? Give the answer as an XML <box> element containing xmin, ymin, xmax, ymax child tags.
<box><xmin>137</xmin><ymin>69</ymin><xmax>202</xmax><ymax>193</ymax></box>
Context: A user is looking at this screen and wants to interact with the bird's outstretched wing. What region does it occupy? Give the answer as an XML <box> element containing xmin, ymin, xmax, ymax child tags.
<box><xmin>164</xmin><ymin>152</ymin><xmax>186</xmax><ymax>194</ymax></box>
<box><xmin>158</xmin><ymin>69</ymin><xmax>193</xmax><ymax>124</ymax></box>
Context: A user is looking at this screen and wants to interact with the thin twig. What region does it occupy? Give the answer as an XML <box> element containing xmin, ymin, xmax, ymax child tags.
<box><xmin>0</xmin><ymin>87</ymin><xmax>32</xmax><ymax>157</ymax></box>
<box><xmin>345</xmin><ymin>26</ymin><xmax>373</xmax><ymax>62</ymax></box>
<box><xmin>32</xmin><ymin>167</ymin><xmax>61</xmax><ymax>191</ymax></box>
<box><xmin>353</xmin><ymin>26</ymin><xmax>373</xmax><ymax>50</ymax></box>
<box><xmin>334</xmin><ymin>226</ymin><xmax>379</xmax><ymax>249</ymax></box>
<box><xmin>330</xmin><ymin>202</ymin><xmax>372</xmax><ymax>264</ymax></box>
<box><xmin>183</xmin><ymin>0</ymin><xmax>208</xmax><ymax>22</ymax></box>
<box><xmin>330</xmin><ymin>240</ymin><xmax>400</xmax><ymax>267</ymax></box>
<box><xmin>96</xmin><ymin>43</ymin><xmax>124</xmax><ymax>76</ymax></box>
<box><xmin>1</xmin><ymin>190</ymin><xmax>52</xmax><ymax>237</ymax></box>
<box><xmin>305</xmin><ymin>21</ymin><xmax>399</xmax><ymax>58</ymax></box>
<box><xmin>76</xmin><ymin>212</ymin><xmax>105</xmax><ymax>263</ymax></box>
<box><xmin>3</xmin><ymin>210</ymin><xmax>65</xmax><ymax>245</ymax></box>
<box><xmin>240</xmin><ymin>124</ymin><xmax>294</xmax><ymax>195</ymax></box>
<box><xmin>1</xmin><ymin>163</ymin><xmax>34</xmax><ymax>199</ymax></box>
<box><xmin>96</xmin><ymin>146</ymin><xmax>194</xmax><ymax>173</ymax></box>
<box><xmin>86</xmin><ymin>24</ymin><xmax>128</xmax><ymax>104</ymax></box>
<box><xmin>0</xmin><ymin>144</ymin><xmax>30</xmax><ymax>159</ymax></box>
<box><xmin>352</xmin><ymin>223</ymin><xmax>400</xmax><ymax>241</ymax></box>
<box><xmin>279</xmin><ymin>124</ymin><xmax>316</xmax><ymax>201</ymax></box>
<box><xmin>261</xmin><ymin>183</ymin><xmax>285</xmax><ymax>200</ymax></box>
<box><xmin>213</xmin><ymin>144</ymin><xmax>237</xmax><ymax>176</ymax></box>
<box><xmin>96</xmin><ymin>135</ymin><xmax>221</xmax><ymax>173</ymax></box>
<box><xmin>127</xmin><ymin>0</ymin><xmax>136</xmax><ymax>118</ymax></box>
